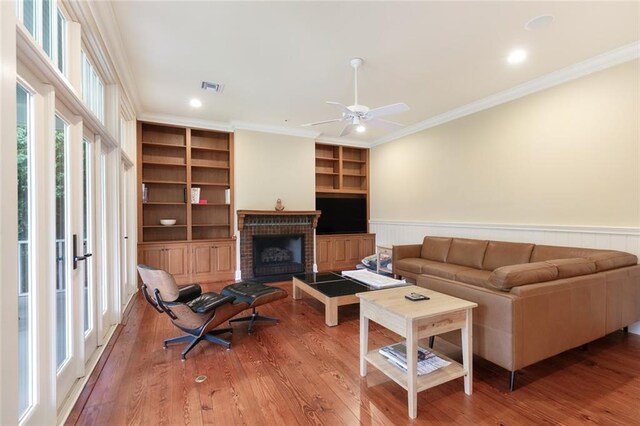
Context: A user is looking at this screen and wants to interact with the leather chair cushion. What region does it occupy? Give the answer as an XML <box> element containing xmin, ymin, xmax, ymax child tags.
<box><xmin>222</xmin><ymin>281</ymin><xmax>287</xmax><ymax>306</ymax></box>
<box><xmin>422</xmin><ymin>263</ymin><xmax>473</xmax><ymax>280</ymax></box>
<box><xmin>587</xmin><ymin>251</ymin><xmax>638</xmax><ymax>272</ymax></box>
<box><xmin>455</xmin><ymin>269</ymin><xmax>492</xmax><ymax>288</ymax></box>
<box><xmin>176</xmin><ymin>284</ymin><xmax>202</xmax><ymax>303</ymax></box>
<box><xmin>446</xmin><ymin>238</ymin><xmax>489</xmax><ymax>269</ymax></box>
<box><xmin>396</xmin><ymin>258</ymin><xmax>437</xmax><ymax>274</ymax></box>
<box><xmin>482</xmin><ymin>241</ymin><xmax>534</xmax><ymax>271</ymax></box>
<box><xmin>545</xmin><ymin>258</ymin><xmax>596</xmax><ymax>279</ymax></box>
<box><xmin>420</xmin><ymin>237</ymin><xmax>452</xmax><ymax>262</ymax></box>
<box><xmin>488</xmin><ymin>262</ymin><xmax>559</xmax><ymax>291</ymax></box>
<box><xmin>186</xmin><ymin>293</ymin><xmax>236</xmax><ymax>314</ymax></box>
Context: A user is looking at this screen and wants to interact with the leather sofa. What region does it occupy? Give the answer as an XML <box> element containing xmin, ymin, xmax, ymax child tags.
<box><xmin>393</xmin><ymin>236</ymin><xmax>640</xmax><ymax>389</ymax></box>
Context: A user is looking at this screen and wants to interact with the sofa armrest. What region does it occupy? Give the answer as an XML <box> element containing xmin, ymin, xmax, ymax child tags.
<box><xmin>393</xmin><ymin>244</ymin><xmax>422</xmax><ymax>263</ymax></box>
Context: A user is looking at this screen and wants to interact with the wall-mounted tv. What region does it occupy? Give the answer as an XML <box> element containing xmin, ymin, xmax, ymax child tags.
<box><xmin>316</xmin><ymin>196</ymin><xmax>367</xmax><ymax>235</ymax></box>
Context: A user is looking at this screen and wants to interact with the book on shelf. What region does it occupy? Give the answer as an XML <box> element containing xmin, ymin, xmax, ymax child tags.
<box><xmin>378</xmin><ymin>342</ymin><xmax>451</xmax><ymax>376</ymax></box>
<box><xmin>142</xmin><ymin>183</ymin><xmax>148</xmax><ymax>203</ymax></box>
<box><xmin>191</xmin><ymin>187</ymin><xmax>201</xmax><ymax>204</ymax></box>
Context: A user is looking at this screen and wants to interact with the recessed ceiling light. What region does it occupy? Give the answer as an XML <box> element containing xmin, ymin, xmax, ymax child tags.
<box><xmin>525</xmin><ymin>15</ymin><xmax>555</xmax><ymax>31</ymax></box>
<box><xmin>189</xmin><ymin>98</ymin><xmax>202</xmax><ymax>108</ymax></box>
<box><xmin>507</xmin><ymin>49</ymin><xmax>527</xmax><ymax>64</ymax></box>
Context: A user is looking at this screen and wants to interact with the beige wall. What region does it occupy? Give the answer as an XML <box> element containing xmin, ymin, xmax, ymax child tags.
<box><xmin>371</xmin><ymin>60</ymin><xmax>640</xmax><ymax>227</ymax></box>
<box><xmin>234</xmin><ymin>130</ymin><xmax>315</xmax><ymax>216</ymax></box>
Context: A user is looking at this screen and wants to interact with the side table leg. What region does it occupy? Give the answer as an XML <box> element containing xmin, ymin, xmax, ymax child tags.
<box><xmin>325</xmin><ymin>298</ymin><xmax>338</xmax><ymax>326</ymax></box>
<box><xmin>360</xmin><ymin>309</ymin><xmax>369</xmax><ymax>377</ymax></box>
<box><xmin>461</xmin><ymin>308</ymin><xmax>473</xmax><ymax>395</ymax></box>
<box><xmin>407</xmin><ymin>322</ymin><xmax>418</xmax><ymax>418</ymax></box>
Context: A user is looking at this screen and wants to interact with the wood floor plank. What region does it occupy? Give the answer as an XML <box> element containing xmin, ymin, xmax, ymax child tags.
<box><xmin>68</xmin><ymin>280</ymin><xmax>640</xmax><ymax>425</ymax></box>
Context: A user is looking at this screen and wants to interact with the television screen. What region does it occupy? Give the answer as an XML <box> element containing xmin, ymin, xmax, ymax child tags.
<box><xmin>316</xmin><ymin>196</ymin><xmax>367</xmax><ymax>235</ymax></box>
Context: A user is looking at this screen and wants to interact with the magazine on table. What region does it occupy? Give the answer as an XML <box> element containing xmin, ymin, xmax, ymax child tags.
<box><xmin>378</xmin><ymin>341</ymin><xmax>451</xmax><ymax>376</ymax></box>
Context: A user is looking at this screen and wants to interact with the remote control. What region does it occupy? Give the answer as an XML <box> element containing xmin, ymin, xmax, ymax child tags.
<box><xmin>405</xmin><ymin>292</ymin><xmax>429</xmax><ymax>301</ymax></box>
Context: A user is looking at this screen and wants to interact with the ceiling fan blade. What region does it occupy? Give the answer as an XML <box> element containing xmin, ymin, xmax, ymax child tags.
<box><xmin>367</xmin><ymin>102</ymin><xmax>410</xmax><ymax>119</ymax></box>
<box><xmin>301</xmin><ymin>118</ymin><xmax>344</xmax><ymax>127</ymax></box>
<box><xmin>340</xmin><ymin>123</ymin><xmax>356</xmax><ymax>137</ymax></box>
<box><xmin>326</xmin><ymin>101</ymin><xmax>352</xmax><ymax>114</ymax></box>
<box><xmin>368</xmin><ymin>118</ymin><xmax>405</xmax><ymax>130</ymax></box>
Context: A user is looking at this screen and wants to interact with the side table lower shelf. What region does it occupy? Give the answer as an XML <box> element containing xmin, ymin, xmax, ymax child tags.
<box><xmin>365</xmin><ymin>348</ymin><xmax>466</xmax><ymax>393</ymax></box>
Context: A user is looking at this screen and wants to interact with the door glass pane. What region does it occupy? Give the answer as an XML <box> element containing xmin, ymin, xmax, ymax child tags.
<box><xmin>83</xmin><ymin>139</ymin><xmax>92</xmax><ymax>333</ymax></box>
<box><xmin>17</xmin><ymin>84</ymin><xmax>33</xmax><ymax>419</ymax></box>
<box><xmin>55</xmin><ymin>116</ymin><xmax>69</xmax><ymax>369</ymax></box>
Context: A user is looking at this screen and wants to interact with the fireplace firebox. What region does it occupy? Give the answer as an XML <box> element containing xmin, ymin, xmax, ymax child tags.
<box><xmin>253</xmin><ymin>234</ymin><xmax>304</xmax><ymax>278</ymax></box>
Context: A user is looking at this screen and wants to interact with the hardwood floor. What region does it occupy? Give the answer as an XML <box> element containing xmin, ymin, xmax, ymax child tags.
<box><xmin>67</xmin><ymin>280</ymin><xmax>640</xmax><ymax>425</ymax></box>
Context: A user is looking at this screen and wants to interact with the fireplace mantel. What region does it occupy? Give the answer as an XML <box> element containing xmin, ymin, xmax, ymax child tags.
<box><xmin>236</xmin><ymin>210</ymin><xmax>321</xmax><ymax>231</ymax></box>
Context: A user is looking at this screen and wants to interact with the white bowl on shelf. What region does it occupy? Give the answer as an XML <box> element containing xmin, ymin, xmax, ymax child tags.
<box><xmin>160</xmin><ymin>219</ymin><xmax>176</xmax><ymax>226</ymax></box>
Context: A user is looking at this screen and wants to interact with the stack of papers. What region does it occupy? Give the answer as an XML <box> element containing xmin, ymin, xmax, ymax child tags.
<box><xmin>341</xmin><ymin>269</ymin><xmax>406</xmax><ymax>288</ymax></box>
<box><xmin>379</xmin><ymin>342</ymin><xmax>451</xmax><ymax>376</ymax></box>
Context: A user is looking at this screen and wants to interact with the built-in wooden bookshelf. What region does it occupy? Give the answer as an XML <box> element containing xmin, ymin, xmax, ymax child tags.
<box><xmin>315</xmin><ymin>143</ymin><xmax>368</xmax><ymax>193</ymax></box>
<box><xmin>137</xmin><ymin>121</ymin><xmax>235</xmax><ymax>283</ymax></box>
<box><xmin>315</xmin><ymin>143</ymin><xmax>374</xmax><ymax>272</ymax></box>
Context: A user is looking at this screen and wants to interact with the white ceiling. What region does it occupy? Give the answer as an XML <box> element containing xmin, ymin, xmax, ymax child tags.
<box><xmin>110</xmin><ymin>1</ymin><xmax>640</xmax><ymax>143</ymax></box>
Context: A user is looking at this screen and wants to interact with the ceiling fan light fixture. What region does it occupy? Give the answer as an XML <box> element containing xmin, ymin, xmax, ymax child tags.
<box><xmin>356</xmin><ymin>124</ymin><xmax>366</xmax><ymax>133</ymax></box>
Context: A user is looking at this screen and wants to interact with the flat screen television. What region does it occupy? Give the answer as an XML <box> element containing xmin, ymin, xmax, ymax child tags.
<box><xmin>316</xmin><ymin>196</ymin><xmax>367</xmax><ymax>235</ymax></box>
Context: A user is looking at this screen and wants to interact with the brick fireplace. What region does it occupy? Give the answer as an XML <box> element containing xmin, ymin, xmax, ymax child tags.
<box><xmin>237</xmin><ymin>210</ymin><xmax>321</xmax><ymax>281</ymax></box>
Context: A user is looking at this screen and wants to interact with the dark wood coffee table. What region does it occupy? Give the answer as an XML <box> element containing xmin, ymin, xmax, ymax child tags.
<box><xmin>292</xmin><ymin>272</ymin><xmax>375</xmax><ymax>326</ymax></box>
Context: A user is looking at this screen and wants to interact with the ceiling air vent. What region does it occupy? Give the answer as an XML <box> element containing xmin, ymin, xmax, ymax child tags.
<box><xmin>201</xmin><ymin>81</ymin><xmax>224</xmax><ymax>93</ymax></box>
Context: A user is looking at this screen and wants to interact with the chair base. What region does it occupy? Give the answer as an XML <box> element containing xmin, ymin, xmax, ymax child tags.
<box><xmin>229</xmin><ymin>307</ymin><xmax>279</xmax><ymax>334</ymax></box>
<box><xmin>164</xmin><ymin>327</ymin><xmax>232</xmax><ymax>360</ymax></box>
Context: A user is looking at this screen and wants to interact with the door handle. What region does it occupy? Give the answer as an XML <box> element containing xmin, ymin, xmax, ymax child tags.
<box><xmin>73</xmin><ymin>234</ymin><xmax>93</xmax><ymax>269</ymax></box>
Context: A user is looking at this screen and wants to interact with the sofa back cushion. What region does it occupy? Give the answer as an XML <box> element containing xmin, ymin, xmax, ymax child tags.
<box><xmin>446</xmin><ymin>238</ymin><xmax>489</xmax><ymax>269</ymax></box>
<box><xmin>587</xmin><ymin>251</ymin><xmax>638</xmax><ymax>272</ymax></box>
<box><xmin>482</xmin><ymin>241</ymin><xmax>534</xmax><ymax>271</ymax></box>
<box><xmin>545</xmin><ymin>258</ymin><xmax>596</xmax><ymax>279</ymax></box>
<box><xmin>420</xmin><ymin>237</ymin><xmax>453</xmax><ymax>262</ymax></box>
<box><xmin>530</xmin><ymin>245</ymin><xmax>598</xmax><ymax>262</ymax></box>
<box><xmin>488</xmin><ymin>262</ymin><xmax>558</xmax><ymax>291</ymax></box>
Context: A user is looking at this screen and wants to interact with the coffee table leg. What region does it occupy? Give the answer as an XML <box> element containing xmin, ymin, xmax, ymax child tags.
<box><xmin>325</xmin><ymin>298</ymin><xmax>338</xmax><ymax>326</ymax></box>
<box><xmin>407</xmin><ymin>322</ymin><xmax>418</xmax><ymax>419</ymax></box>
<box><xmin>360</xmin><ymin>308</ymin><xmax>368</xmax><ymax>377</ymax></box>
<box><xmin>292</xmin><ymin>280</ymin><xmax>302</xmax><ymax>300</ymax></box>
<box><xmin>461</xmin><ymin>308</ymin><xmax>473</xmax><ymax>395</ymax></box>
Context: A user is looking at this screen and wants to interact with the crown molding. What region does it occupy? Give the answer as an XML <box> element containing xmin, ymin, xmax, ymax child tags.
<box><xmin>138</xmin><ymin>112</ymin><xmax>234</xmax><ymax>132</ymax></box>
<box><xmin>231</xmin><ymin>120</ymin><xmax>319</xmax><ymax>139</ymax></box>
<box><xmin>315</xmin><ymin>135</ymin><xmax>371</xmax><ymax>148</ymax></box>
<box><xmin>372</xmin><ymin>41</ymin><xmax>640</xmax><ymax>147</ymax></box>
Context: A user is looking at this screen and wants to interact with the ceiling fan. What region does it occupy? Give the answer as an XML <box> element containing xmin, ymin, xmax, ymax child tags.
<box><xmin>302</xmin><ymin>58</ymin><xmax>410</xmax><ymax>137</ymax></box>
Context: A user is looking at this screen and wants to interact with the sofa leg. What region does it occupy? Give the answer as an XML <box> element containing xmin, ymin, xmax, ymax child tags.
<box><xmin>623</xmin><ymin>326</ymin><xmax>629</xmax><ymax>333</ymax></box>
<box><xmin>428</xmin><ymin>336</ymin><xmax>435</xmax><ymax>349</ymax></box>
<box><xmin>509</xmin><ymin>371</ymin><xmax>516</xmax><ymax>392</ymax></box>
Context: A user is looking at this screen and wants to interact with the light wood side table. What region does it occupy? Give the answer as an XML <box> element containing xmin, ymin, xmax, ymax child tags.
<box><xmin>357</xmin><ymin>285</ymin><xmax>477</xmax><ymax>419</ymax></box>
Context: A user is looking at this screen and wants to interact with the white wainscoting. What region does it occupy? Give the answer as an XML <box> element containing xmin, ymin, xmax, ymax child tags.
<box><xmin>370</xmin><ymin>220</ymin><xmax>640</xmax><ymax>334</ymax></box>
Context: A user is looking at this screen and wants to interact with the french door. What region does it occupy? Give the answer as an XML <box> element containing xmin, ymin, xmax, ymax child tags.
<box><xmin>54</xmin><ymin>112</ymin><xmax>88</xmax><ymax>406</ymax></box>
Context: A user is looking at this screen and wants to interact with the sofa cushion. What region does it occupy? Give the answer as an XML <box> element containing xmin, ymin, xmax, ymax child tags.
<box><xmin>587</xmin><ymin>251</ymin><xmax>638</xmax><ymax>272</ymax></box>
<box><xmin>420</xmin><ymin>237</ymin><xmax>452</xmax><ymax>262</ymax></box>
<box><xmin>446</xmin><ymin>238</ymin><xmax>489</xmax><ymax>269</ymax></box>
<box><xmin>545</xmin><ymin>258</ymin><xmax>596</xmax><ymax>279</ymax></box>
<box><xmin>455</xmin><ymin>269</ymin><xmax>492</xmax><ymax>288</ymax></box>
<box><xmin>530</xmin><ymin>245</ymin><xmax>598</xmax><ymax>262</ymax></box>
<box><xmin>395</xmin><ymin>258</ymin><xmax>437</xmax><ymax>274</ymax></box>
<box><xmin>482</xmin><ymin>241</ymin><xmax>534</xmax><ymax>271</ymax></box>
<box><xmin>488</xmin><ymin>262</ymin><xmax>559</xmax><ymax>291</ymax></box>
<box><xmin>422</xmin><ymin>263</ymin><xmax>472</xmax><ymax>280</ymax></box>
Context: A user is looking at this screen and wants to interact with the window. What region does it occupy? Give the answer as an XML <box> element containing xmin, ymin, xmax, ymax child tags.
<box><xmin>82</xmin><ymin>51</ymin><xmax>105</xmax><ymax>123</ymax></box>
<box><xmin>16</xmin><ymin>1</ymin><xmax>65</xmax><ymax>73</ymax></box>
<box><xmin>17</xmin><ymin>83</ymin><xmax>34</xmax><ymax>419</ymax></box>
